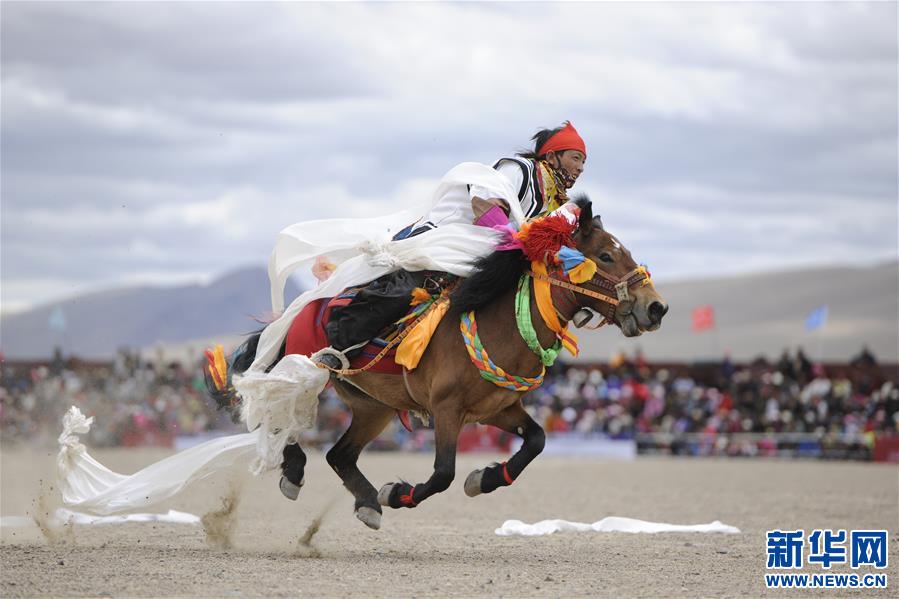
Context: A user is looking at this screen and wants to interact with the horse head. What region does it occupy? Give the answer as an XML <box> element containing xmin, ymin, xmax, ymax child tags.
<box><xmin>571</xmin><ymin>196</ymin><xmax>668</xmax><ymax>337</ymax></box>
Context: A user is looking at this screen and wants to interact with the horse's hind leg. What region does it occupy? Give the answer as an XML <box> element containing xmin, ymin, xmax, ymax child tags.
<box><xmin>328</xmin><ymin>381</ymin><xmax>396</xmax><ymax>530</ymax></box>
<box><xmin>279</xmin><ymin>443</ymin><xmax>307</xmax><ymax>500</ymax></box>
<box><xmin>464</xmin><ymin>401</ymin><xmax>545</xmax><ymax>497</ymax></box>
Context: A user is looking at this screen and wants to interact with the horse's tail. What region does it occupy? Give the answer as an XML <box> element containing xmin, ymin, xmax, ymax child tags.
<box><xmin>203</xmin><ymin>329</ymin><xmax>264</xmax><ymax>422</ymax></box>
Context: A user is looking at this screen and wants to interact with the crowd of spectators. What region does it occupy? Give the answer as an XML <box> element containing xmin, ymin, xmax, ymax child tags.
<box><xmin>1</xmin><ymin>349</ymin><xmax>231</xmax><ymax>448</ymax></box>
<box><xmin>2</xmin><ymin>346</ymin><xmax>897</xmax><ymax>460</ymax></box>
<box><xmin>523</xmin><ymin>347</ymin><xmax>898</xmax><ymax>458</ymax></box>
<box><xmin>529</xmin><ymin>348</ymin><xmax>896</xmax><ymax>435</ymax></box>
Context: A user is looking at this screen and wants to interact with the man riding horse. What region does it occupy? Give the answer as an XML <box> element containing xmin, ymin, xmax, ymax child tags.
<box><xmin>206</xmin><ymin>121</ymin><xmax>667</xmax><ymax>514</ymax></box>
<box><xmin>316</xmin><ymin>121</ymin><xmax>589</xmax><ymax>372</ymax></box>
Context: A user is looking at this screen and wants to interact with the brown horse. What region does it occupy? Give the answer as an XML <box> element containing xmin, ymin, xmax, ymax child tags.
<box><xmin>216</xmin><ymin>198</ymin><xmax>667</xmax><ymax>530</ymax></box>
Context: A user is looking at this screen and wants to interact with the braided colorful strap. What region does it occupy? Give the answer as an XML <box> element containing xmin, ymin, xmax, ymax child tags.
<box><xmin>460</xmin><ymin>311</ymin><xmax>545</xmax><ymax>392</ymax></box>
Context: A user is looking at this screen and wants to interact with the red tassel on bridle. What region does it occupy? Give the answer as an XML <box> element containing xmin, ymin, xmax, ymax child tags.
<box><xmin>518</xmin><ymin>214</ymin><xmax>575</xmax><ymax>263</ymax></box>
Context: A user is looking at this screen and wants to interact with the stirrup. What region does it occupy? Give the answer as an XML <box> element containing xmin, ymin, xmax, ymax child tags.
<box><xmin>310</xmin><ymin>347</ymin><xmax>351</xmax><ymax>371</ymax></box>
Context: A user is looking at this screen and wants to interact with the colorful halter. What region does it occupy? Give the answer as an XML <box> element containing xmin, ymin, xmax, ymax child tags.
<box><xmin>460</xmin><ymin>207</ymin><xmax>653</xmax><ymax>392</ymax></box>
<box><xmin>529</xmin><ymin>263</ymin><xmax>652</xmax><ymax>326</ymax></box>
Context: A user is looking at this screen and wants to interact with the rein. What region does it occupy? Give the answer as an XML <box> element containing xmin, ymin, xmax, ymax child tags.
<box><xmin>529</xmin><ymin>264</ymin><xmax>651</xmax><ymax>328</ymax></box>
<box><xmin>528</xmin><ymin>270</ymin><xmax>619</xmax><ymax>305</ymax></box>
<box><xmin>529</xmin><ymin>265</ymin><xmax>650</xmax><ymax>304</ymax></box>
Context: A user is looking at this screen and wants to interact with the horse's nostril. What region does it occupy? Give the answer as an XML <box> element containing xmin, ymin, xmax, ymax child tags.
<box><xmin>649</xmin><ymin>301</ymin><xmax>667</xmax><ymax>324</ymax></box>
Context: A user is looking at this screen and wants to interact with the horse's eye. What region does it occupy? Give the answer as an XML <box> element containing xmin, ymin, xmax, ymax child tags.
<box><xmin>599</xmin><ymin>252</ymin><xmax>613</xmax><ymax>263</ymax></box>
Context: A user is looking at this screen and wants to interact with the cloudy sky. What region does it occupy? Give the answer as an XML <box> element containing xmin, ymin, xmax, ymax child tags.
<box><xmin>2</xmin><ymin>1</ymin><xmax>896</xmax><ymax>314</ymax></box>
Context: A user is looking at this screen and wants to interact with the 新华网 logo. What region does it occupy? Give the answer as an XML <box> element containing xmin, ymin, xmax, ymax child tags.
<box><xmin>765</xmin><ymin>529</ymin><xmax>889</xmax><ymax>589</ymax></box>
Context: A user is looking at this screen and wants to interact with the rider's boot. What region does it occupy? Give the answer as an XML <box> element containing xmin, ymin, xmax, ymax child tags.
<box><xmin>315</xmin><ymin>352</ymin><xmax>344</xmax><ymax>371</ymax></box>
<box><xmin>311</xmin><ymin>346</ymin><xmax>352</xmax><ymax>372</ymax></box>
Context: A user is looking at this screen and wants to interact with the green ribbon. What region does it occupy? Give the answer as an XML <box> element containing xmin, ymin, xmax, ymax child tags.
<box><xmin>515</xmin><ymin>275</ymin><xmax>562</xmax><ymax>367</ymax></box>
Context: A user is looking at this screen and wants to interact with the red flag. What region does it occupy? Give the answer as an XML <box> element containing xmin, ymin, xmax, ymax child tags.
<box><xmin>692</xmin><ymin>305</ymin><xmax>715</xmax><ymax>332</ymax></box>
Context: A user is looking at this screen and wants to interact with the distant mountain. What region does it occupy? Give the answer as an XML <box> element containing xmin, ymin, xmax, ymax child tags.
<box><xmin>577</xmin><ymin>261</ymin><xmax>899</xmax><ymax>363</ymax></box>
<box><xmin>2</xmin><ymin>262</ymin><xmax>896</xmax><ymax>363</ymax></box>
<box><xmin>1</xmin><ymin>266</ymin><xmax>301</xmax><ymax>360</ymax></box>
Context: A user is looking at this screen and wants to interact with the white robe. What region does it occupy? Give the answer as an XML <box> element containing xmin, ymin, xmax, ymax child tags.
<box><xmin>250</xmin><ymin>162</ymin><xmax>525</xmax><ymax>374</ymax></box>
<box><xmin>227</xmin><ymin>162</ymin><xmax>526</xmax><ymax>468</ymax></box>
<box><xmin>55</xmin><ymin>162</ymin><xmax>528</xmax><ymax>516</ymax></box>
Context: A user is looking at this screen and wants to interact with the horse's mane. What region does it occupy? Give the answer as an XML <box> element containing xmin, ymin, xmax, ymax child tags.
<box><xmin>450</xmin><ymin>249</ymin><xmax>528</xmax><ymax>313</ymax></box>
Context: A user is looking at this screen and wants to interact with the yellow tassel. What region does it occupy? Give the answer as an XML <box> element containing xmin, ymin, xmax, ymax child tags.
<box><xmin>531</xmin><ymin>261</ymin><xmax>579</xmax><ymax>356</ymax></box>
<box><xmin>635</xmin><ymin>265</ymin><xmax>654</xmax><ymax>287</ymax></box>
<box><xmin>568</xmin><ymin>258</ymin><xmax>597</xmax><ymax>284</ymax></box>
<box><xmin>213</xmin><ymin>345</ymin><xmax>228</xmax><ymax>388</ymax></box>
<box><xmin>531</xmin><ymin>262</ymin><xmax>560</xmax><ymax>332</ymax></box>
<box><xmin>531</xmin><ymin>260</ymin><xmax>580</xmax><ymax>356</ymax></box>
<box><xmin>516</xmin><ymin>220</ymin><xmax>533</xmax><ymax>241</ymax></box>
<box><xmin>410</xmin><ymin>287</ymin><xmax>432</xmax><ymax>306</ymax></box>
<box><xmin>396</xmin><ymin>299</ymin><xmax>451</xmax><ymax>370</ymax></box>
<box><xmin>204</xmin><ymin>344</ymin><xmax>229</xmax><ymax>391</ymax></box>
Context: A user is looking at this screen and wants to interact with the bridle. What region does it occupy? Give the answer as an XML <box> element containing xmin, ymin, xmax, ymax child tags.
<box><xmin>528</xmin><ymin>264</ymin><xmax>652</xmax><ymax>329</ymax></box>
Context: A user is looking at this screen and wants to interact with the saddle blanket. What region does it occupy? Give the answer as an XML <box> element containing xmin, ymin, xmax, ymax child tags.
<box><xmin>284</xmin><ymin>294</ymin><xmax>404</xmax><ymax>374</ymax></box>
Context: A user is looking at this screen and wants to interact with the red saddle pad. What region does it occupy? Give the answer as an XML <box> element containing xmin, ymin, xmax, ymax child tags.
<box><xmin>284</xmin><ymin>297</ymin><xmax>403</xmax><ymax>375</ymax></box>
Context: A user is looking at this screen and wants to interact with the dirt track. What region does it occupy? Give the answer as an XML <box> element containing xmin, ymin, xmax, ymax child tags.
<box><xmin>1</xmin><ymin>447</ymin><xmax>897</xmax><ymax>598</ymax></box>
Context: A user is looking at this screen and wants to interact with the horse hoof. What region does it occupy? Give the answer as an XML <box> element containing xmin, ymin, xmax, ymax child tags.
<box><xmin>279</xmin><ymin>475</ymin><xmax>304</xmax><ymax>501</ymax></box>
<box><xmin>377</xmin><ymin>483</ymin><xmax>396</xmax><ymax>507</ymax></box>
<box><xmin>355</xmin><ymin>506</ymin><xmax>381</xmax><ymax>530</ymax></box>
<box><xmin>464</xmin><ymin>469</ymin><xmax>484</xmax><ymax>497</ymax></box>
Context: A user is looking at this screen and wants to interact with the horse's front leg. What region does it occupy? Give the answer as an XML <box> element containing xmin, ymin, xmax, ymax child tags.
<box><xmin>464</xmin><ymin>401</ymin><xmax>545</xmax><ymax>497</ymax></box>
<box><xmin>378</xmin><ymin>403</ymin><xmax>463</xmax><ymax>509</ymax></box>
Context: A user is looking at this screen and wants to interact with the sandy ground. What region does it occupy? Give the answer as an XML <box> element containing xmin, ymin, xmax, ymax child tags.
<box><xmin>1</xmin><ymin>445</ymin><xmax>897</xmax><ymax>598</ymax></box>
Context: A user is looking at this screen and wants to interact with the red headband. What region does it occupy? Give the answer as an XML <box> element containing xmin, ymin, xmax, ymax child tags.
<box><xmin>537</xmin><ymin>121</ymin><xmax>586</xmax><ymax>157</ymax></box>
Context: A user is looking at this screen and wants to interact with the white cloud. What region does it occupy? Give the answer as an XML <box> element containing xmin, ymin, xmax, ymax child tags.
<box><xmin>1</xmin><ymin>1</ymin><xmax>895</xmax><ymax>310</ymax></box>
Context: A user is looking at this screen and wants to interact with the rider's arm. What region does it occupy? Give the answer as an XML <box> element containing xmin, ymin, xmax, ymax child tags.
<box><xmin>471</xmin><ymin>196</ymin><xmax>511</xmax><ymax>227</ymax></box>
<box><xmin>469</xmin><ymin>159</ymin><xmax>525</xmax><ymax>227</ymax></box>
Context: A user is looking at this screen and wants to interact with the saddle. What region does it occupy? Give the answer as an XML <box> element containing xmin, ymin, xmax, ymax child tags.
<box><xmin>284</xmin><ymin>272</ymin><xmax>456</xmax><ymax>374</ymax></box>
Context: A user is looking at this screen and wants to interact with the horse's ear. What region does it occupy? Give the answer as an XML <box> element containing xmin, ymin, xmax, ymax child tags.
<box><xmin>572</xmin><ymin>193</ymin><xmax>593</xmax><ymax>236</ymax></box>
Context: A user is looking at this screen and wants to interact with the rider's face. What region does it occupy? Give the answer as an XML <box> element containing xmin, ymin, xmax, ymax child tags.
<box><xmin>550</xmin><ymin>150</ymin><xmax>586</xmax><ymax>188</ymax></box>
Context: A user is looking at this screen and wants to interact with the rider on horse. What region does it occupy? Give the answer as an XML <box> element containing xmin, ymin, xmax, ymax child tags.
<box><xmin>315</xmin><ymin>121</ymin><xmax>589</xmax><ymax>371</ymax></box>
<box><xmin>211</xmin><ymin>122</ymin><xmax>591</xmax><ymax>499</ymax></box>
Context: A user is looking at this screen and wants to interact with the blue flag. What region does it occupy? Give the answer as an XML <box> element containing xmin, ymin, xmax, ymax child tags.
<box><xmin>48</xmin><ymin>306</ymin><xmax>67</xmax><ymax>332</ymax></box>
<box><xmin>805</xmin><ymin>305</ymin><xmax>828</xmax><ymax>332</ymax></box>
